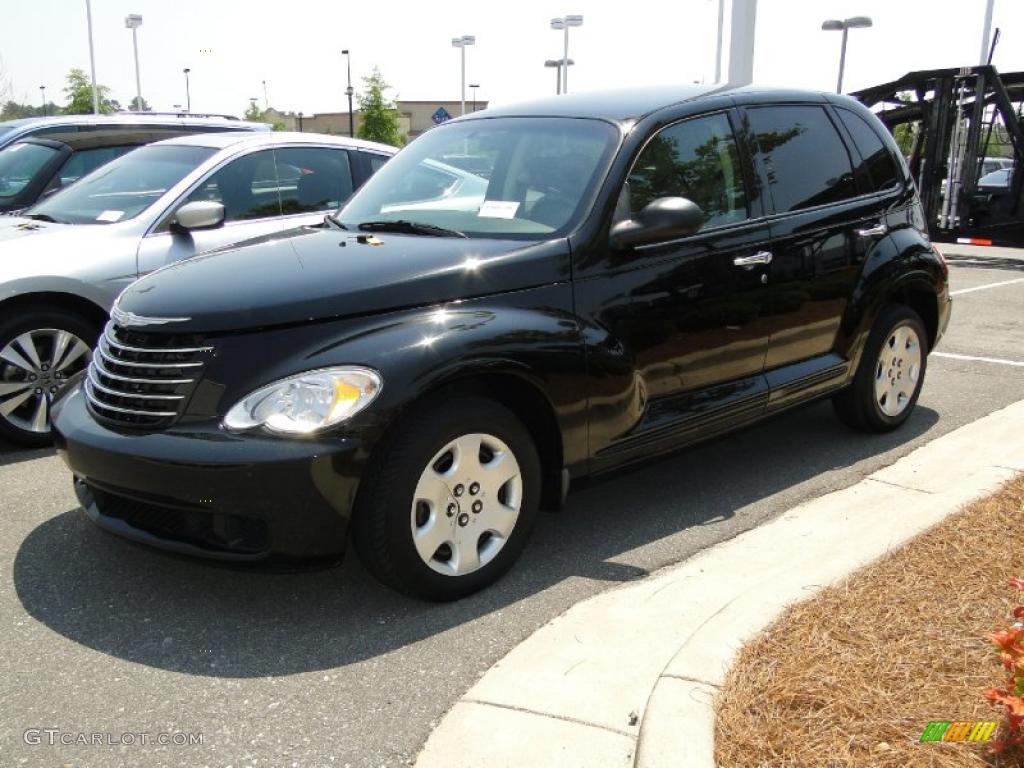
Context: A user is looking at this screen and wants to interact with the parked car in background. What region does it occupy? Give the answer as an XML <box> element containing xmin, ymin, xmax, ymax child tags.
<box><xmin>0</xmin><ymin>114</ymin><xmax>269</xmax><ymax>214</ymax></box>
<box><xmin>0</xmin><ymin>131</ymin><xmax>395</xmax><ymax>445</ymax></box>
<box><xmin>977</xmin><ymin>167</ymin><xmax>1012</xmax><ymax>191</ymax></box>
<box><xmin>52</xmin><ymin>85</ymin><xmax>950</xmax><ymax>600</ymax></box>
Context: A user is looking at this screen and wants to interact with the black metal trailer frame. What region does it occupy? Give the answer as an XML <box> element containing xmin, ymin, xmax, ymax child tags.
<box><xmin>853</xmin><ymin>65</ymin><xmax>1024</xmax><ymax>245</ymax></box>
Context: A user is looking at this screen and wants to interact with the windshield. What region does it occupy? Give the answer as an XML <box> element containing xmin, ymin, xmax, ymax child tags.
<box><xmin>28</xmin><ymin>144</ymin><xmax>217</xmax><ymax>224</ymax></box>
<box><xmin>338</xmin><ymin>117</ymin><xmax>619</xmax><ymax>238</ymax></box>
<box><xmin>0</xmin><ymin>142</ymin><xmax>59</xmax><ymax>201</ymax></box>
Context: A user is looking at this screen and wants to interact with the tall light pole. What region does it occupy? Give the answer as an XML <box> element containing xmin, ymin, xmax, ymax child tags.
<box><xmin>183</xmin><ymin>67</ymin><xmax>191</xmax><ymax>112</ymax></box>
<box><xmin>713</xmin><ymin>0</ymin><xmax>725</xmax><ymax>83</ymax></box>
<box><xmin>550</xmin><ymin>15</ymin><xmax>583</xmax><ymax>93</ymax></box>
<box><xmin>125</xmin><ymin>14</ymin><xmax>143</xmax><ymax>111</ymax></box>
<box><xmin>979</xmin><ymin>0</ymin><xmax>996</xmax><ymax>64</ymax></box>
<box><xmin>822</xmin><ymin>16</ymin><xmax>872</xmax><ymax>93</ymax></box>
<box><xmin>451</xmin><ymin>35</ymin><xmax>475</xmax><ymax>116</ymax></box>
<box><xmin>262</xmin><ymin>80</ymin><xmax>269</xmax><ymax>109</ymax></box>
<box><xmin>84</xmin><ymin>0</ymin><xmax>99</xmax><ymax>113</ymax></box>
<box><xmin>39</xmin><ymin>86</ymin><xmax>47</xmax><ymax>116</ymax></box>
<box><xmin>469</xmin><ymin>83</ymin><xmax>480</xmax><ymax>112</ymax></box>
<box><xmin>342</xmin><ymin>49</ymin><xmax>354</xmax><ymax>137</ymax></box>
<box><xmin>544</xmin><ymin>59</ymin><xmax>574</xmax><ymax>95</ymax></box>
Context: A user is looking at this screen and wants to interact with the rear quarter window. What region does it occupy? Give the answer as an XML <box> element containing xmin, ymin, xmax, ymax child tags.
<box><xmin>834</xmin><ymin>107</ymin><xmax>901</xmax><ymax>192</ymax></box>
<box><xmin>745</xmin><ymin>105</ymin><xmax>857</xmax><ymax>213</ymax></box>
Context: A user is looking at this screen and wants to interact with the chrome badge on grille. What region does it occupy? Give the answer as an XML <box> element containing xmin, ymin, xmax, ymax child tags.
<box><xmin>111</xmin><ymin>306</ymin><xmax>191</xmax><ymax>327</ymax></box>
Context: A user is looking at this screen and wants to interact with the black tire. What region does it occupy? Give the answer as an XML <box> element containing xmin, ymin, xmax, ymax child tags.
<box><xmin>832</xmin><ymin>304</ymin><xmax>928</xmax><ymax>433</ymax></box>
<box><xmin>0</xmin><ymin>307</ymin><xmax>100</xmax><ymax>448</ymax></box>
<box><xmin>352</xmin><ymin>396</ymin><xmax>541</xmax><ymax>601</ymax></box>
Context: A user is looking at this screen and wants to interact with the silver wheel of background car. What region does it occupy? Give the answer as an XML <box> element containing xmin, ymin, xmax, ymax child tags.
<box><xmin>873</xmin><ymin>324</ymin><xmax>922</xmax><ymax>418</ymax></box>
<box><xmin>0</xmin><ymin>328</ymin><xmax>92</xmax><ymax>434</ymax></box>
<box><xmin>410</xmin><ymin>432</ymin><xmax>523</xmax><ymax>577</ymax></box>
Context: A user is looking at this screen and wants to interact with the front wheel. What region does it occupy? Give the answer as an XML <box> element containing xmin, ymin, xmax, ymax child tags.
<box><xmin>0</xmin><ymin>308</ymin><xmax>98</xmax><ymax>447</ymax></box>
<box><xmin>833</xmin><ymin>304</ymin><xmax>928</xmax><ymax>433</ymax></box>
<box><xmin>352</xmin><ymin>396</ymin><xmax>540</xmax><ymax>600</ymax></box>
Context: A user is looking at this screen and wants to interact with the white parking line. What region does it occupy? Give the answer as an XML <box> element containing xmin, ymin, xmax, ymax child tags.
<box><xmin>932</xmin><ymin>351</ymin><xmax>1024</xmax><ymax>368</ymax></box>
<box><xmin>950</xmin><ymin>277</ymin><xmax>1024</xmax><ymax>296</ymax></box>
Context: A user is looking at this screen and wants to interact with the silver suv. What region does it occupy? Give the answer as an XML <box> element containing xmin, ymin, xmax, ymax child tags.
<box><xmin>0</xmin><ymin>131</ymin><xmax>395</xmax><ymax>445</ymax></box>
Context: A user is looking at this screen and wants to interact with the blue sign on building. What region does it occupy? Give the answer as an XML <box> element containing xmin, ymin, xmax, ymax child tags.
<box><xmin>432</xmin><ymin>107</ymin><xmax>453</xmax><ymax>125</ymax></box>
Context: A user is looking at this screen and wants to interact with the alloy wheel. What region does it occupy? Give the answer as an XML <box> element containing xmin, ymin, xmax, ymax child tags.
<box><xmin>0</xmin><ymin>328</ymin><xmax>92</xmax><ymax>434</ymax></box>
<box><xmin>410</xmin><ymin>432</ymin><xmax>523</xmax><ymax>577</ymax></box>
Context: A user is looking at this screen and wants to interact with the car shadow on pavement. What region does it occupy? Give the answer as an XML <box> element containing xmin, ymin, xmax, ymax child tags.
<box><xmin>13</xmin><ymin>400</ymin><xmax>939</xmax><ymax>678</ymax></box>
<box><xmin>0</xmin><ymin>442</ymin><xmax>54</xmax><ymax>468</ymax></box>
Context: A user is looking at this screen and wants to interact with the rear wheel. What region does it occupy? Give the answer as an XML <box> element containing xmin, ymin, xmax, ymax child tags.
<box><xmin>833</xmin><ymin>304</ymin><xmax>927</xmax><ymax>433</ymax></box>
<box><xmin>0</xmin><ymin>308</ymin><xmax>98</xmax><ymax>447</ymax></box>
<box><xmin>352</xmin><ymin>396</ymin><xmax>540</xmax><ymax>600</ymax></box>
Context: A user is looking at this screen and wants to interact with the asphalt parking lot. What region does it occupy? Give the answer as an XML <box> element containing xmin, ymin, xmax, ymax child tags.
<box><xmin>2</xmin><ymin>245</ymin><xmax>1023</xmax><ymax>768</ymax></box>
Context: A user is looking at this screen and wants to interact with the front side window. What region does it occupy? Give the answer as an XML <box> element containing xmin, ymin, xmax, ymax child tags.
<box><xmin>186</xmin><ymin>149</ymin><xmax>281</xmax><ymax>222</ymax></box>
<box><xmin>0</xmin><ymin>142</ymin><xmax>59</xmax><ymax>201</ymax></box>
<box><xmin>834</xmin><ymin>107</ymin><xmax>900</xmax><ymax>192</ymax></box>
<box><xmin>745</xmin><ymin>105</ymin><xmax>857</xmax><ymax>213</ymax></box>
<box><xmin>338</xmin><ymin>117</ymin><xmax>619</xmax><ymax>238</ymax></box>
<box><xmin>274</xmin><ymin>147</ymin><xmax>353</xmax><ymax>214</ymax></box>
<box><xmin>627</xmin><ymin>112</ymin><xmax>748</xmax><ymax>229</ymax></box>
<box><xmin>28</xmin><ymin>144</ymin><xmax>216</xmax><ymax>224</ymax></box>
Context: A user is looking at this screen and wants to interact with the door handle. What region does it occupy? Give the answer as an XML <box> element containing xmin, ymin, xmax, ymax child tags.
<box><xmin>856</xmin><ymin>223</ymin><xmax>888</xmax><ymax>239</ymax></box>
<box><xmin>733</xmin><ymin>251</ymin><xmax>773</xmax><ymax>267</ymax></box>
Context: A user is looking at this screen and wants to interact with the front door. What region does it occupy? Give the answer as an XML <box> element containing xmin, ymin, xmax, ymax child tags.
<box><xmin>577</xmin><ymin>110</ymin><xmax>774</xmax><ymax>467</ymax></box>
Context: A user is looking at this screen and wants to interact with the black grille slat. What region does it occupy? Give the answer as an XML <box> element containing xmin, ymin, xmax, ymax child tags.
<box><xmin>85</xmin><ymin>322</ymin><xmax>210</xmax><ymax>429</ymax></box>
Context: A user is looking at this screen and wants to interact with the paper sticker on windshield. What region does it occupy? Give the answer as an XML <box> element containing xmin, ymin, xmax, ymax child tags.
<box><xmin>96</xmin><ymin>210</ymin><xmax>124</xmax><ymax>222</ymax></box>
<box><xmin>478</xmin><ymin>200</ymin><xmax>519</xmax><ymax>219</ymax></box>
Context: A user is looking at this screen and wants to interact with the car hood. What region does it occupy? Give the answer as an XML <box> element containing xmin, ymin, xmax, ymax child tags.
<box><xmin>117</xmin><ymin>225</ymin><xmax>571</xmax><ymax>334</ymax></box>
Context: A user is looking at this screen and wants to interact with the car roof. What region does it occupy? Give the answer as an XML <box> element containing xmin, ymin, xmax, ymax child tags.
<box><xmin>456</xmin><ymin>83</ymin><xmax>837</xmax><ymax>123</ymax></box>
<box><xmin>0</xmin><ymin>114</ymin><xmax>261</xmax><ymax>129</ymax></box>
<box><xmin>152</xmin><ymin>131</ymin><xmax>397</xmax><ymax>153</ymax></box>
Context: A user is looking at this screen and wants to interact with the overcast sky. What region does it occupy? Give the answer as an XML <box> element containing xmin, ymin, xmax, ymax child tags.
<box><xmin>2</xmin><ymin>0</ymin><xmax>1022</xmax><ymax>117</ymax></box>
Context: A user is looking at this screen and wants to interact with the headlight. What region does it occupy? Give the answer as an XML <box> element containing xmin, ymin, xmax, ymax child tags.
<box><xmin>223</xmin><ymin>366</ymin><xmax>381</xmax><ymax>435</ymax></box>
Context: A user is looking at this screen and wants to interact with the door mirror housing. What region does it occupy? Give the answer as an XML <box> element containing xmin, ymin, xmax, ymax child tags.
<box><xmin>609</xmin><ymin>197</ymin><xmax>704</xmax><ymax>249</ymax></box>
<box><xmin>173</xmin><ymin>200</ymin><xmax>225</xmax><ymax>232</ymax></box>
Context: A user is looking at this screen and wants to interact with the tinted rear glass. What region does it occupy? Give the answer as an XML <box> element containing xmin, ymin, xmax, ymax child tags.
<box><xmin>835</xmin><ymin>108</ymin><xmax>900</xmax><ymax>192</ymax></box>
<box><xmin>746</xmin><ymin>105</ymin><xmax>857</xmax><ymax>213</ymax></box>
<box><xmin>0</xmin><ymin>142</ymin><xmax>59</xmax><ymax>200</ymax></box>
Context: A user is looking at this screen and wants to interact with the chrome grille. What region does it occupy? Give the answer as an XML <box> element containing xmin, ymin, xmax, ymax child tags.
<box><xmin>84</xmin><ymin>322</ymin><xmax>210</xmax><ymax>428</ymax></box>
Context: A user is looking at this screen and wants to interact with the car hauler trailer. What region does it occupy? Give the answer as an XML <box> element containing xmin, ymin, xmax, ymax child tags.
<box><xmin>853</xmin><ymin>65</ymin><xmax>1024</xmax><ymax>246</ymax></box>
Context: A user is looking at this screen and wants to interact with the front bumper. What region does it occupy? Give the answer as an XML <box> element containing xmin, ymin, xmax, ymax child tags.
<box><xmin>52</xmin><ymin>385</ymin><xmax>369</xmax><ymax>562</ymax></box>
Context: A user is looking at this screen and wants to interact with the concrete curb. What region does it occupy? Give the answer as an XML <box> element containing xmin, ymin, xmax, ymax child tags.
<box><xmin>414</xmin><ymin>399</ymin><xmax>1024</xmax><ymax>768</ymax></box>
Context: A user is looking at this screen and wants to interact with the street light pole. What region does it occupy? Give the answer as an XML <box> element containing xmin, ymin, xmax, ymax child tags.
<box><xmin>714</xmin><ymin>0</ymin><xmax>725</xmax><ymax>83</ymax></box>
<box><xmin>980</xmin><ymin>0</ymin><xmax>995</xmax><ymax>65</ymax></box>
<box><xmin>469</xmin><ymin>83</ymin><xmax>480</xmax><ymax>112</ymax></box>
<box><xmin>342</xmin><ymin>49</ymin><xmax>354</xmax><ymax>137</ymax></box>
<box><xmin>125</xmin><ymin>14</ymin><xmax>143</xmax><ymax>111</ymax></box>
<box><xmin>39</xmin><ymin>86</ymin><xmax>46</xmax><ymax>116</ymax></box>
<box><xmin>451</xmin><ymin>35</ymin><xmax>475</xmax><ymax>116</ymax></box>
<box><xmin>84</xmin><ymin>0</ymin><xmax>99</xmax><ymax>113</ymax></box>
<box><xmin>262</xmin><ymin>80</ymin><xmax>269</xmax><ymax>110</ymax></box>
<box><xmin>183</xmin><ymin>68</ymin><xmax>191</xmax><ymax>112</ymax></box>
<box><xmin>550</xmin><ymin>15</ymin><xmax>583</xmax><ymax>93</ymax></box>
<box><xmin>822</xmin><ymin>16</ymin><xmax>872</xmax><ymax>93</ymax></box>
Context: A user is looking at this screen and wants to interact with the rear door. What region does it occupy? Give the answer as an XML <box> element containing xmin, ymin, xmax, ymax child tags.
<box><xmin>740</xmin><ymin>103</ymin><xmax>883</xmax><ymax>376</ymax></box>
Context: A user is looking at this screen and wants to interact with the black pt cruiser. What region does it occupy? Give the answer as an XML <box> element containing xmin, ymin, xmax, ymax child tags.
<box><xmin>52</xmin><ymin>84</ymin><xmax>951</xmax><ymax>600</ymax></box>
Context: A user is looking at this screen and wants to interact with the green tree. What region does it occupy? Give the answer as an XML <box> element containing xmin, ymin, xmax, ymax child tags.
<box><xmin>128</xmin><ymin>96</ymin><xmax>151</xmax><ymax>112</ymax></box>
<box><xmin>356</xmin><ymin>68</ymin><xmax>403</xmax><ymax>147</ymax></box>
<box><xmin>243</xmin><ymin>101</ymin><xmax>263</xmax><ymax>121</ymax></box>
<box><xmin>63</xmin><ymin>68</ymin><xmax>116</xmax><ymax>114</ymax></box>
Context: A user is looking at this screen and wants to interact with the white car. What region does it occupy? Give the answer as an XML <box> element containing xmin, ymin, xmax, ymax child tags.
<box><xmin>0</xmin><ymin>131</ymin><xmax>395</xmax><ymax>445</ymax></box>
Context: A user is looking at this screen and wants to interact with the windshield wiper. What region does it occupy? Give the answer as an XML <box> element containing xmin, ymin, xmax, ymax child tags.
<box><xmin>357</xmin><ymin>219</ymin><xmax>467</xmax><ymax>238</ymax></box>
<box><xmin>323</xmin><ymin>213</ymin><xmax>348</xmax><ymax>230</ymax></box>
<box><xmin>21</xmin><ymin>212</ymin><xmax>67</xmax><ymax>224</ymax></box>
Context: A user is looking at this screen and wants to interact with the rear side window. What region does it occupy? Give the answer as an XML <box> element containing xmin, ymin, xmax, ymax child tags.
<box><xmin>53</xmin><ymin>145</ymin><xmax>136</xmax><ymax>188</ymax></box>
<box><xmin>835</xmin><ymin>108</ymin><xmax>900</xmax><ymax>192</ymax></box>
<box><xmin>746</xmin><ymin>105</ymin><xmax>856</xmax><ymax>213</ymax></box>
<box><xmin>628</xmin><ymin>112</ymin><xmax>748</xmax><ymax>228</ymax></box>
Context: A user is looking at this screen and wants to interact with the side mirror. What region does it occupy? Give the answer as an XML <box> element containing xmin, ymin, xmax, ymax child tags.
<box><xmin>173</xmin><ymin>200</ymin><xmax>225</xmax><ymax>232</ymax></box>
<box><xmin>609</xmin><ymin>197</ymin><xmax>704</xmax><ymax>249</ymax></box>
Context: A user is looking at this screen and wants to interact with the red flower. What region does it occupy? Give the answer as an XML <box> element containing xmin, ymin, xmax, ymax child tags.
<box><xmin>1010</xmin><ymin>577</ymin><xmax>1024</xmax><ymax>591</ymax></box>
